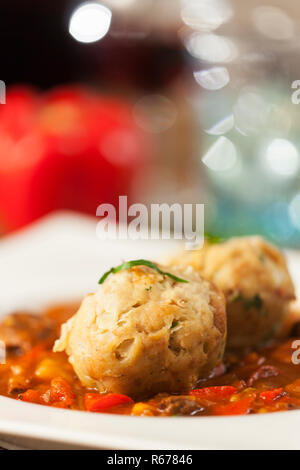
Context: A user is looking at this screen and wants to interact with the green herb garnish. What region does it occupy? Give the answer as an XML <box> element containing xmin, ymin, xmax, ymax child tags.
<box><xmin>232</xmin><ymin>293</ymin><xmax>264</xmax><ymax>312</ymax></box>
<box><xmin>145</xmin><ymin>286</ymin><xmax>152</xmax><ymax>291</ymax></box>
<box><xmin>98</xmin><ymin>259</ymin><xmax>189</xmax><ymax>285</ymax></box>
<box><xmin>245</xmin><ymin>294</ymin><xmax>263</xmax><ymax>311</ymax></box>
<box><xmin>205</xmin><ymin>233</ymin><xmax>224</xmax><ymax>244</ymax></box>
<box><xmin>232</xmin><ymin>293</ymin><xmax>243</xmax><ymax>303</ymax></box>
<box><xmin>171</xmin><ymin>320</ymin><xmax>179</xmax><ymax>329</ymax></box>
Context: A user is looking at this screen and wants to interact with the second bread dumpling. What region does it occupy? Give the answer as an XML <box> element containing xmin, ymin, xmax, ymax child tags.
<box><xmin>54</xmin><ymin>263</ymin><xmax>226</xmax><ymax>399</ymax></box>
<box><xmin>170</xmin><ymin>236</ymin><xmax>295</xmax><ymax>349</ymax></box>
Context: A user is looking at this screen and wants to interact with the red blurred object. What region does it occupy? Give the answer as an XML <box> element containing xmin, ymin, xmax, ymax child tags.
<box><xmin>0</xmin><ymin>86</ymin><xmax>148</xmax><ymax>233</ymax></box>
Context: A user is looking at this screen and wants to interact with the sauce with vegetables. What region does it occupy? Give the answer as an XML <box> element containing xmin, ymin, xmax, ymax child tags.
<box><xmin>1</xmin><ymin>303</ymin><xmax>300</xmax><ymax>417</ymax></box>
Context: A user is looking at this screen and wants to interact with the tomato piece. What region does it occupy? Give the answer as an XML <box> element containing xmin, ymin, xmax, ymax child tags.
<box><xmin>189</xmin><ymin>386</ymin><xmax>237</xmax><ymax>401</ymax></box>
<box><xmin>259</xmin><ymin>388</ymin><xmax>285</xmax><ymax>404</ymax></box>
<box><xmin>48</xmin><ymin>377</ymin><xmax>75</xmax><ymax>407</ymax></box>
<box><xmin>212</xmin><ymin>397</ymin><xmax>254</xmax><ymax>416</ymax></box>
<box><xmin>84</xmin><ymin>393</ymin><xmax>133</xmax><ymax>412</ymax></box>
<box><xmin>19</xmin><ymin>389</ymin><xmax>42</xmax><ymax>404</ymax></box>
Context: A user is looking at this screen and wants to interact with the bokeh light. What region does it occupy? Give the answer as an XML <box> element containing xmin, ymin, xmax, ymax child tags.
<box><xmin>233</xmin><ymin>89</ymin><xmax>269</xmax><ymax>135</ymax></box>
<box><xmin>69</xmin><ymin>2</ymin><xmax>112</xmax><ymax>43</ymax></box>
<box><xmin>252</xmin><ymin>6</ymin><xmax>294</xmax><ymax>41</ymax></box>
<box><xmin>265</xmin><ymin>138</ymin><xmax>299</xmax><ymax>177</ymax></box>
<box><xmin>202</xmin><ymin>136</ymin><xmax>237</xmax><ymax>171</ymax></box>
<box><xmin>181</xmin><ymin>0</ymin><xmax>233</xmax><ymax>32</ymax></box>
<box><xmin>99</xmin><ymin>129</ymin><xmax>140</xmax><ymax>166</ymax></box>
<box><xmin>133</xmin><ymin>95</ymin><xmax>177</xmax><ymax>133</ymax></box>
<box><xmin>193</xmin><ymin>66</ymin><xmax>230</xmax><ymax>90</ymax></box>
<box><xmin>105</xmin><ymin>0</ymin><xmax>136</xmax><ymax>8</ymax></box>
<box><xmin>185</xmin><ymin>33</ymin><xmax>238</xmax><ymax>63</ymax></box>
<box><xmin>206</xmin><ymin>114</ymin><xmax>234</xmax><ymax>135</ymax></box>
<box><xmin>289</xmin><ymin>193</ymin><xmax>300</xmax><ymax>231</ymax></box>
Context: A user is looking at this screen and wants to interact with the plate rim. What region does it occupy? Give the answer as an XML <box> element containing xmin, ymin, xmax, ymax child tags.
<box><xmin>1</xmin><ymin>212</ymin><xmax>300</xmax><ymax>450</ymax></box>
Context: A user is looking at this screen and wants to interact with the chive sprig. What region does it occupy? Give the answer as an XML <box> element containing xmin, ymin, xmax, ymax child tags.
<box><xmin>98</xmin><ymin>259</ymin><xmax>188</xmax><ymax>285</ymax></box>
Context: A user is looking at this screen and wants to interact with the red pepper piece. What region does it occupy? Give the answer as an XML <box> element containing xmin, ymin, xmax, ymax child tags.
<box><xmin>189</xmin><ymin>386</ymin><xmax>237</xmax><ymax>401</ymax></box>
<box><xmin>48</xmin><ymin>377</ymin><xmax>75</xmax><ymax>407</ymax></box>
<box><xmin>213</xmin><ymin>397</ymin><xmax>254</xmax><ymax>416</ymax></box>
<box><xmin>19</xmin><ymin>389</ymin><xmax>42</xmax><ymax>404</ymax></box>
<box><xmin>84</xmin><ymin>393</ymin><xmax>133</xmax><ymax>412</ymax></box>
<box><xmin>259</xmin><ymin>388</ymin><xmax>285</xmax><ymax>404</ymax></box>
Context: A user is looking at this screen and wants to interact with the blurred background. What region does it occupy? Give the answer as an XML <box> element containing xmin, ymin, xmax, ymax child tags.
<box><xmin>0</xmin><ymin>0</ymin><xmax>300</xmax><ymax>247</ymax></box>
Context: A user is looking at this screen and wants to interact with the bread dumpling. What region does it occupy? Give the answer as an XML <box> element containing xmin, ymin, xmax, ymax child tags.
<box><xmin>54</xmin><ymin>263</ymin><xmax>226</xmax><ymax>399</ymax></box>
<box><xmin>170</xmin><ymin>236</ymin><xmax>295</xmax><ymax>349</ymax></box>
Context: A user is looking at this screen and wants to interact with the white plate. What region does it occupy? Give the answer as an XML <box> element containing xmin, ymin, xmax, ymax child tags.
<box><xmin>0</xmin><ymin>211</ymin><xmax>300</xmax><ymax>450</ymax></box>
